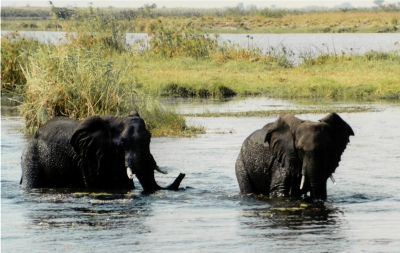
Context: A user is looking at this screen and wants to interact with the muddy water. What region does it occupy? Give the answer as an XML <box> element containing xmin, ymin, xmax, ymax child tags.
<box><xmin>2</xmin><ymin>99</ymin><xmax>400</xmax><ymax>252</ymax></box>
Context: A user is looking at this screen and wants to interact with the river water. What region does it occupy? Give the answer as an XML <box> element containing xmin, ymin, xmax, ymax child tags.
<box><xmin>2</xmin><ymin>31</ymin><xmax>399</xmax><ymax>63</ymax></box>
<box><xmin>2</xmin><ymin>98</ymin><xmax>400</xmax><ymax>252</ymax></box>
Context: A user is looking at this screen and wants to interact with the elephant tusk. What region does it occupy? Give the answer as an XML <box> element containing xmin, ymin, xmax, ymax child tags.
<box><xmin>300</xmin><ymin>175</ymin><xmax>305</xmax><ymax>190</ymax></box>
<box><xmin>330</xmin><ymin>174</ymin><xmax>337</xmax><ymax>185</ymax></box>
<box><xmin>126</xmin><ymin>167</ymin><xmax>134</xmax><ymax>179</ymax></box>
<box><xmin>155</xmin><ymin>166</ymin><xmax>168</xmax><ymax>174</ymax></box>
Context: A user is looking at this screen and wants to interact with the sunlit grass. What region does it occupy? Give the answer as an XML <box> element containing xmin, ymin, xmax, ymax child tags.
<box><xmin>1</xmin><ymin>7</ymin><xmax>399</xmax><ymax>137</ymax></box>
<box><xmin>128</xmin><ymin>51</ymin><xmax>400</xmax><ymax>99</ymax></box>
<box><xmin>2</xmin><ymin>7</ymin><xmax>399</xmax><ymax>34</ymax></box>
<box><xmin>182</xmin><ymin>107</ymin><xmax>378</xmax><ymax>117</ymax></box>
<box><xmin>3</xmin><ymin>8</ymin><xmax>201</xmax><ymax>137</ymax></box>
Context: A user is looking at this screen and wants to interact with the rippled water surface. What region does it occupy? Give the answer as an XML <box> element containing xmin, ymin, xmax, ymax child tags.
<box><xmin>2</xmin><ymin>99</ymin><xmax>400</xmax><ymax>252</ymax></box>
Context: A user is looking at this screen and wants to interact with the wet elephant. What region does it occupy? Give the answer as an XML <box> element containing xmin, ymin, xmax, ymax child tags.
<box><xmin>21</xmin><ymin>111</ymin><xmax>185</xmax><ymax>192</ymax></box>
<box><xmin>235</xmin><ymin>113</ymin><xmax>354</xmax><ymax>202</ymax></box>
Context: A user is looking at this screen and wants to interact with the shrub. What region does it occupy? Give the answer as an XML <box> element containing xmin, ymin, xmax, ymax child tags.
<box><xmin>146</xmin><ymin>20</ymin><xmax>218</xmax><ymax>59</ymax></box>
<box><xmin>259</xmin><ymin>8</ymin><xmax>286</xmax><ymax>18</ymax></box>
<box><xmin>364</xmin><ymin>50</ymin><xmax>400</xmax><ymax>62</ymax></box>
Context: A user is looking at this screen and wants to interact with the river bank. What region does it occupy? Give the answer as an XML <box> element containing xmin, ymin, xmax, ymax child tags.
<box><xmin>1</xmin><ymin>6</ymin><xmax>399</xmax><ymax>34</ymax></box>
<box><xmin>1</xmin><ymin>8</ymin><xmax>399</xmax><ymax>136</ymax></box>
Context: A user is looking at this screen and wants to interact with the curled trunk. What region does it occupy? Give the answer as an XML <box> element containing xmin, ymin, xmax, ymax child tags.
<box><xmin>136</xmin><ymin>172</ymin><xmax>185</xmax><ymax>192</ymax></box>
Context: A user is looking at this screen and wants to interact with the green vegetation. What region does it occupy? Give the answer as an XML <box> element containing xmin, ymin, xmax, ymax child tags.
<box><xmin>1</xmin><ymin>6</ymin><xmax>399</xmax><ymax>136</ymax></box>
<box><xmin>2</xmin><ymin>8</ymin><xmax>202</xmax><ymax>136</ymax></box>
<box><xmin>182</xmin><ymin>107</ymin><xmax>378</xmax><ymax>117</ymax></box>
<box><xmin>1</xmin><ymin>4</ymin><xmax>399</xmax><ymax>34</ymax></box>
<box><xmin>1</xmin><ymin>31</ymin><xmax>41</xmax><ymax>93</ymax></box>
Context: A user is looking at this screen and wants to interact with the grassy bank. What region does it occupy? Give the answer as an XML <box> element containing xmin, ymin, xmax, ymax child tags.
<box><xmin>182</xmin><ymin>107</ymin><xmax>379</xmax><ymax>117</ymax></box>
<box><xmin>1</xmin><ymin>11</ymin><xmax>203</xmax><ymax>136</ymax></box>
<box><xmin>1</xmin><ymin>6</ymin><xmax>399</xmax><ymax>34</ymax></box>
<box><xmin>1</xmin><ymin>8</ymin><xmax>399</xmax><ymax>136</ymax></box>
<box><xmin>130</xmin><ymin>50</ymin><xmax>400</xmax><ymax>100</ymax></box>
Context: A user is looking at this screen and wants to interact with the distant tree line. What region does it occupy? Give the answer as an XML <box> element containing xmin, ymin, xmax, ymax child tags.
<box><xmin>1</xmin><ymin>2</ymin><xmax>399</xmax><ymax>21</ymax></box>
<box><xmin>1</xmin><ymin>8</ymin><xmax>51</xmax><ymax>19</ymax></box>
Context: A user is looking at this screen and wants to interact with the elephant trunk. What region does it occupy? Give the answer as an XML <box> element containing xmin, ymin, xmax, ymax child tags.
<box><xmin>309</xmin><ymin>179</ymin><xmax>327</xmax><ymax>202</ymax></box>
<box><xmin>126</xmin><ymin>152</ymin><xmax>185</xmax><ymax>192</ymax></box>
<box><xmin>136</xmin><ymin>171</ymin><xmax>185</xmax><ymax>192</ymax></box>
<box><xmin>301</xmin><ymin>159</ymin><xmax>328</xmax><ymax>202</ymax></box>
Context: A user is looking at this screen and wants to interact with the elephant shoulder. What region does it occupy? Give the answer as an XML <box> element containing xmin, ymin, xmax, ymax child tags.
<box><xmin>247</xmin><ymin>123</ymin><xmax>272</xmax><ymax>147</ymax></box>
<box><xmin>34</xmin><ymin>117</ymin><xmax>79</xmax><ymax>143</ymax></box>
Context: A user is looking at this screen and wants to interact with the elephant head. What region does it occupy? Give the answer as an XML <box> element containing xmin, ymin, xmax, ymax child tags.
<box><xmin>265</xmin><ymin>113</ymin><xmax>354</xmax><ymax>201</ymax></box>
<box><xmin>70</xmin><ymin>110</ymin><xmax>184</xmax><ymax>191</ymax></box>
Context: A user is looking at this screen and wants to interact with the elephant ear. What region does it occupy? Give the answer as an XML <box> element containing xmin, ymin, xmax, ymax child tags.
<box><xmin>70</xmin><ymin>116</ymin><xmax>112</xmax><ymax>176</ymax></box>
<box><xmin>319</xmin><ymin>113</ymin><xmax>355</xmax><ymax>173</ymax></box>
<box><xmin>264</xmin><ymin>115</ymin><xmax>303</xmax><ymax>177</ymax></box>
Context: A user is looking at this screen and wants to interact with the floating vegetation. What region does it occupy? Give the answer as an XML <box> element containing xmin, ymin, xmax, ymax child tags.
<box><xmin>182</xmin><ymin>107</ymin><xmax>379</xmax><ymax>117</ymax></box>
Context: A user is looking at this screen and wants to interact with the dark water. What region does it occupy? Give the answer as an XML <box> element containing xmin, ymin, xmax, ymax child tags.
<box><xmin>2</xmin><ymin>98</ymin><xmax>400</xmax><ymax>252</ymax></box>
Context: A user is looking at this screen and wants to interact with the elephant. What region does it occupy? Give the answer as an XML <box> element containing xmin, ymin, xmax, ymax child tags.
<box><xmin>20</xmin><ymin>110</ymin><xmax>185</xmax><ymax>192</ymax></box>
<box><xmin>235</xmin><ymin>113</ymin><xmax>354</xmax><ymax>202</ymax></box>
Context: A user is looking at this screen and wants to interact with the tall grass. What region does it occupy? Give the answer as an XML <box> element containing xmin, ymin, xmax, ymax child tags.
<box><xmin>1</xmin><ymin>31</ymin><xmax>41</xmax><ymax>93</ymax></box>
<box><xmin>19</xmin><ymin>43</ymin><xmax>132</xmax><ymax>131</ymax></box>
<box><xmin>14</xmin><ymin>7</ymin><xmax>199</xmax><ymax>136</ymax></box>
<box><xmin>2</xmin><ymin>7</ymin><xmax>399</xmax><ymax>134</ymax></box>
<box><xmin>142</xmin><ymin>20</ymin><xmax>295</xmax><ymax>68</ymax></box>
<box><xmin>145</xmin><ymin>20</ymin><xmax>218</xmax><ymax>59</ymax></box>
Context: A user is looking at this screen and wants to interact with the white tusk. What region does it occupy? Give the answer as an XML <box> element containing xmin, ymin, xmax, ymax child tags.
<box><xmin>126</xmin><ymin>167</ymin><xmax>134</xmax><ymax>179</ymax></box>
<box><xmin>300</xmin><ymin>175</ymin><xmax>305</xmax><ymax>190</ymax></box>
<box><xmin>155</xmin><ymin>166</ymin><xmax>168</xmax><ymax>174</ymax></box>
<box><xmin>330</xmin><ymin>174</ymin><xmax>336</xmax><ymax>185</ymax></box>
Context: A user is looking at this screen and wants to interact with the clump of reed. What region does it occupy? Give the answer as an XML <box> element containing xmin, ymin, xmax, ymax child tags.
<box><xmin>58</xmin><ymin>5</ymin><xmax>127</xmax><ymax>53</ymax></box>
<box><xmin>214</xmin><ymin>41</ymin><xmax>295</xmax><ymax>68</ymax></box>
<box><xmin>19</xmin><ymin>41</ymin><xmax>133</xmax><ymax>132</ymax></box>
<box><xmin>17</xmin><ymin>7</ymin><xmax>198</xmax><ymax>136</ymax></box>
<box><xmin>1</xmin><ymin>31</ymin><xmax>41</xmax><ymax>93</ymax></box>
<box><xmin>135</xmin><ymin>93</ymin><xmax>205</xmax><ymax>136</ymax></box>
<box><xmin>143</xmin><ymin>20</ymin><xmax>295</xmax><ymax>68</ymax></box>
<box><xmin>144</xmin><ymin>20</ymin><xmax>218</xmax><ymax>59</ymax></box>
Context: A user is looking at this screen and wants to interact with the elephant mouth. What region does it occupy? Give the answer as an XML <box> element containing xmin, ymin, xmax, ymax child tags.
<box><xmin>126</xmin><ymin>166</ymin><xmax>168</xmax><ymax>179</ymax></box>
<box><xmin>299</xmin><ymin>174</ymin><xmax>336</xmax><ymax>202</ymax></box>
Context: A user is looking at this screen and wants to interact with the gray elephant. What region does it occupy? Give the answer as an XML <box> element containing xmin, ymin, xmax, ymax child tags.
<box><xmin>235</xmin><ymin>113</ymin><xmax>354</xmax><ymax>202</ymax></box>
<box><xmin>21</xmin><ymin>111</ymin><xmax>185</xmax><ymax>192</ymax></box>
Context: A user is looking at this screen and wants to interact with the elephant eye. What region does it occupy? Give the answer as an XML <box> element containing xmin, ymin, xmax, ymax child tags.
<box><xmin>120</xmin><ymin>139</ymin><xmax>128</xmax><ymax>147</ymax></box>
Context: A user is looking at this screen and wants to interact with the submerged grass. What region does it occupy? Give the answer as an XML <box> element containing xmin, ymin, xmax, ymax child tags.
<box><xmin>182</xmin><ymin>107</ymin><xmax>378</xmax><ymax>117</ymax></box>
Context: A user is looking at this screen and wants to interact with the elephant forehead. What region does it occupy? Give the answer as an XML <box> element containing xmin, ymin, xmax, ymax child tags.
<box><xmin>295</xmin><ymin>122</ymin><xmax>331</xmax><ymax>150</ymax></box>
<box><xmin>121</xmin><ymin>119</ymin><xmax>150</xmax><ymax>139</ymax></box>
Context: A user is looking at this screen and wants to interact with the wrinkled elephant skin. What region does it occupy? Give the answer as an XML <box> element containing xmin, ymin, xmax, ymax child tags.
<box><xmin>21</xmin><ymin>111</ymin><xmax>184</xmax><ymax>192</ymax></box>
<box><xmin>235</xmin><ymin>113</ymin><xmax>354</xmax><ymax>202</ymax></box>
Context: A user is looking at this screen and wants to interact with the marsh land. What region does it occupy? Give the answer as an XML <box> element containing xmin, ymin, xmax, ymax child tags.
<box><xmin>1</xmin><ymin>5</ymin><xmax>399</xmax><ymax>136</ymax></box>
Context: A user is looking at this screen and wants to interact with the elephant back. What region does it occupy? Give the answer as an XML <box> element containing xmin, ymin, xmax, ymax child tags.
<box><xmin>34</xmin><ymin>117</ymin><xmax>79</xmax><ymax>143</ymax></box>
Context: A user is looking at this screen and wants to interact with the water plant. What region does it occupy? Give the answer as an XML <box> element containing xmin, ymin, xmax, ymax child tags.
<box><xmin>1</xmin><ymin>32</ymin><xmax>41</xmax><ymax>93</ymax></box>
<box><xmin>145</xmin><ymin>20</ymin><xmax>218</xmax><ymax>59</ymax></box>
<box><xmin>16</xmin><ymin>7</ymin><xmax>199</xmax><ymax>136</ymax></box>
